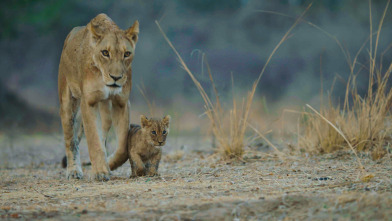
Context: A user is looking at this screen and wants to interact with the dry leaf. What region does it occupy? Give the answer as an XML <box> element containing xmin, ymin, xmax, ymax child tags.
<box><xmin>360</xmin><ymin>174</ymin><xmax>375</xmax><ymax>183</ymax></box>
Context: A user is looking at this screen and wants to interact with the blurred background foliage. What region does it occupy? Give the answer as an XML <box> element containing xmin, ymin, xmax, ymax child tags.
<box><xmin>0</xmin><ymin>0</ymin><xmax>391</xmax><ymax>134</ymax></box>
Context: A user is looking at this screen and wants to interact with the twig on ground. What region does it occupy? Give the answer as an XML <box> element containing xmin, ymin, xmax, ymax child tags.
<box><xmin>31</xmin><ymin>186</ymin><xmax>55</xmax><ymax>198</ymax></box>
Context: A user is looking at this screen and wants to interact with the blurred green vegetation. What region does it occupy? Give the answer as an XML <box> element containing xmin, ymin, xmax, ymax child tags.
<box><xmin>0</xmin><ymin>0</ymin><xmax>391</xmax><ymax>134</ymax></box>
<box><xmin>0</xmin><ymin>0</ymin><xmax>115</xmax><ymax>38</ymax></box>
<box><xmin>1</xmin><ymin>0</ymin><xmax>386</xmax><ymax>38</ymax></box>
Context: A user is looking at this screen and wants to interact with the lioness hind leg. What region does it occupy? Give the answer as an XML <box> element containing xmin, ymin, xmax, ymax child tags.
<box><xmin>61</xmin><ymin>110</ymin><xmax>83</xmax><ymax>169</ymax></box>
<box><xmin>60</xmin><ymin>87</ymin><xmax>83</xmax><ymax>179</ymax></box>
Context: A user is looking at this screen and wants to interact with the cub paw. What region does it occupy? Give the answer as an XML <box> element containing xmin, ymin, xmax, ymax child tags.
<box><xmin>147</xmin><ymin>171</ymin><xmax>159</xmax><ymax>177</ymax></box>
<box><xmin>67</xmin><ymin>166</ymin><xmax>83</xmax><ymax>179</ymax></box>
<box><xmin>135</xmin><ymin>168</ymin><xmax>146</xmax><ymax>177</ymax></box>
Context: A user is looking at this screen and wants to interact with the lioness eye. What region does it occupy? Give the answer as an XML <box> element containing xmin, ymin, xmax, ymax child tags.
<box><xmin>151</xmin><ymin>131</ymin><xmax>156</xmax><ymax>135</ymax></box>
<box><xmin>102</xmin><ymin>50</ymin><xmax>109</xmax><ymax>57</ymax></box>
<box><xmin>124</xmin><ymin>51</ymin><xmax>131</xmax><ymax>57</ymax></box>
<box><xmin>163</xmin><ymin>130</ymin><xmax>167</xmax><ymax>135</ymax></box>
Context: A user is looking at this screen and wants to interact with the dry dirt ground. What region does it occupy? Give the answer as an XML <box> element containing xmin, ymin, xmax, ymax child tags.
<box><xmin>0</xmin><ymin>134</ymin><xmax>392</xmax><ymax>220</ymax></box>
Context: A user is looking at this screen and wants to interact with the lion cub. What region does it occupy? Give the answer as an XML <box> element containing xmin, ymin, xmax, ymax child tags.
<box><xmin>128</xmin><ymin>115</ymin><xmax>170</xmax><ymax>177</ymax></box>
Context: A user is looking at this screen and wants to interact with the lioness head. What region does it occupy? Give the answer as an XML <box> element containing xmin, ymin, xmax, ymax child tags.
<box><xmin>87</xmin><ymin>13</ymin><xmax>139</xmax><ymax>88</ymax></box>
<box><xmin>140</xmin><ymin>115</ymin><xmax>171</xmax><ymax>146</ymax></box>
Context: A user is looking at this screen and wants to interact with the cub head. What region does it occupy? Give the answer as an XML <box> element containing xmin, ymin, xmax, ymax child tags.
<box><xmin>140</xmin><ymin>115</ymin><xmax>171</xmax><ymax>146</ymax></box>
<box><xmin>87</xmin><ymin>13</ymin><xmax>139</xmax><ymax>88</ymax></box>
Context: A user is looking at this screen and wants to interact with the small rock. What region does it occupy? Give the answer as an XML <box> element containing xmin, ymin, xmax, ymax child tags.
<box><xmin>313</xmin><ymin>177</ymin><xmax>331</xmax><ymax>181</ymax></box>
<box><xmin>364</xmin><ymin>187</ymin><xmax>370</xmax><ymax>191</ymax></box>
<box><xmin>10</xmin><ymin>214</ymin><xmax>20</xmax><ymax>218</ymax></box>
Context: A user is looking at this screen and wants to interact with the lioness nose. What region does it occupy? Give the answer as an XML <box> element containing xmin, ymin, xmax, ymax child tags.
<box><xmin>109</xmin><ymin>74</ymin><xmax>122</xmax><ymax>81</ymax></box>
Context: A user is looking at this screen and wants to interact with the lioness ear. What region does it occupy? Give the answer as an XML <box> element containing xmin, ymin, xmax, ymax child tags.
<box><xmin>140</xmin><ymin>115</ymin><xmax>150</xmax><ymax>128</ymax></box>
<box><xmin>126</xmin><ymin>20</ymin><xmax>139</xmax><ymax>43</ymax></box>
<box><xmin>88</xmin><ymin>14</ymin><xmax>108</xmax><ymax>41</ymax></box>
<box><xmin>162</xmin><ymin>115</ymin><xmax>171</xmax><ymax>127</ymax></box>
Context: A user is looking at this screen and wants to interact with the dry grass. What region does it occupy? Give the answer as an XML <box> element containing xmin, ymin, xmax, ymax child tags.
<box><xmin>137</xmin><ymin>83</ymin><xmax>157</xmax><ymax>117</ymax></box>
<box><xmin>156</xmin><ymin>5</ymin><xmax>312</xmax><ymax>160</ymax></box>
<box><xmin>299</xmin><ymin>1</ymin><xmax>392</xmax><ymax>160</ymax></box>
<box><xmin>1</xmin><ymin>140</ymin><xmax>392</xmax><ymax>220</ymax></box>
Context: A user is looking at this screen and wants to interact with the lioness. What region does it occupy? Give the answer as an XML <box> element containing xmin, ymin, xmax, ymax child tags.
<box><xmin>58</xmin><ymin>13</ymin><xmax>139</xmax><ymax>180</ymax></box>
<box><xmin>110</xmin><ymin>115</ymin><xmax>170</xmax><ymax>177</ymax></box>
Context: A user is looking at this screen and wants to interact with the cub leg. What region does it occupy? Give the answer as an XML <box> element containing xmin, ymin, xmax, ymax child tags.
<box><xmin>130</xmin><ymin>152</ymin><xmax>145</xmax><ymax>177</ymax></box>
<box><xmin>81</xmin><ymin>98</ymin><xmax>110</xmax><ymax>181</ymax></box>
<box><xmin>147</xmin><ymin>151</ymin><xmax>162</xmax><ymax>177</ymax></box>
<box><xmin>108</xmin><ymin>101</ymin><xmax>130</xmax><ymax>170</ymax></box>
<box><xmin>99</xmin><ymin>100</ymin><xmax>112</xmax><ymax>157</ymax></box>
<box><xmin>59</xmin><ymin>87</ymin><xmax>83</xmax><ymax>179</ymax></box>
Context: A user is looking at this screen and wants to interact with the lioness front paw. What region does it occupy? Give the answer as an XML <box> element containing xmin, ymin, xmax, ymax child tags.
<box><xmin>67</xmin><ymin>166</ymin><xmax>83</xmax><ymax>179</ymax></box>
<box><xmin>94</xmin><ymin>171</ymin><xmax>110</xmax><ymax>181</ymax></box>
<box><xmin>92</xmin><ymin>161</ymin><xmax>110</xmax><ymax>181</ymax></box>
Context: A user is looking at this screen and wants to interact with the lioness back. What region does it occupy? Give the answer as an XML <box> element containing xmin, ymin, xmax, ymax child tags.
<box><xmin>63</xmin><ymin>26</ymin><xmax>84</xmax><ymax>49</ymax></box>
<box><xmin>129</xmin><ymin>124</ymin><xmax>142</xmax><ymax>138</ymax></box>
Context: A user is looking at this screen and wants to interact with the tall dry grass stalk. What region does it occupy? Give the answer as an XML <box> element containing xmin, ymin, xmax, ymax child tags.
<box><xmin>137</xmin><ymin>83</ymin><xmax>156</xmax><ymax>117</ymax></box>
<box><xmin>299</xmin><ymin>1</ymin><xmax>392</xmax><ymax>161</ymax></box>
<box><xmin>156</xmin><ymin>5</ymin><xmax>312</xmax><ymax>159</ymax></box>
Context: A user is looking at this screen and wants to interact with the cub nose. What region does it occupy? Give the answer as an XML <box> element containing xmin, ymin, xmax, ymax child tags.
<box><xmin>158</xmin><ymin>141</ymin><xmax>163</xmax><ymax>145</ymax></box>
<box><xmin>109</xmin><ymin>74</ymin><xmax>122</xmax><ymax>81</ymax></box>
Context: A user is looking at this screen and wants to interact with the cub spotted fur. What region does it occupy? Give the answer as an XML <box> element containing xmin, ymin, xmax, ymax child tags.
<box><xmin>110</xmin><ymin>115</ymin><xmax>170</xmax><ymax>177</ymax></box>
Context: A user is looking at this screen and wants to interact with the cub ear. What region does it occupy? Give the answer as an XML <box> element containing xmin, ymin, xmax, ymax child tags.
<box><xmin>126</xmin><ymin>20</ymin><xmax>139</xmax><ymax>43</ymax></box>
<box><xmin>140</xmin><ymin>115</ymin><xmax>150</xmax><ymax>128</ymax></box>
<box><xmin>162</xmin><ymin>115</ymin><xmax>171</xmax><ymax>127</ymax></box>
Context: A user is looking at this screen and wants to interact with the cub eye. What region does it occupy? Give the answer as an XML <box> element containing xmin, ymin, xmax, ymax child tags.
<box><xmin>151</xmin><ymin>131</ymin><xmax>156</xmax><ymax>135</ymax></box>
<box><xmin>102</xmin><ymin>50</ymin><xmax>109</xmax><ymax>57</ymax></box>
<box><xmin>124</xmin><ymin>51</ymin><xmax>131</xmax><ymax>57</ymax></box>
<box><xmin>163</xmin><ymin>130</ymin><xmax>167</xmax><ymax>135</ymax></box>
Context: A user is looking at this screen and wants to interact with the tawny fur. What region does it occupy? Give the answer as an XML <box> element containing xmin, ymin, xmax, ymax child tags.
<box><xmin>58</xmin><ymin>13</ymin><xmax>139</xmax><ymax>181</ymax></box>
<box><xmin>109</xmin><ymin>115</ymin><xmax>171</xmax><ymax>177</ymax></box>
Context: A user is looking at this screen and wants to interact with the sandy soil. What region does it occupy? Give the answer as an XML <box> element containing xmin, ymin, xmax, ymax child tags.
<box><xmin>0</xmin><ymin>135</ymin><xmax>391</xmax><ymax>220</ymax></box>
